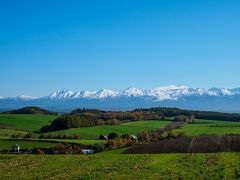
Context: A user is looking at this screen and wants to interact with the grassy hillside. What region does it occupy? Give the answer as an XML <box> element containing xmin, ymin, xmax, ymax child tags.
<box><xmin>0</xmin><ymin>153</ymin><xmax>239</xmax><ymax>179</ymax></box>
<box><xmin>47</xmin><ymin>120</ymin><xmax>170</xmax><ymax>139</ymax></box>
<box><xmin>0</xmin><ymin>114</ymin><xmax>57</xmax><ymax>131</ymax></box>
<box><xmin>173</xmin><ymin>119</ymin><xmax>240</xmax><ymax>136</ymax></box>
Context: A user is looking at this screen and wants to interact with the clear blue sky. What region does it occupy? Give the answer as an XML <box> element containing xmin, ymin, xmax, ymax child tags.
<box><xmin>1</xmin><ymin>0</ymin><xmax>240</xmax><ymax>97</ymax></box>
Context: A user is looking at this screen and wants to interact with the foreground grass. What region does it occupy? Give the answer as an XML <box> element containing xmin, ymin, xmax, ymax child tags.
<box><xmin>173</xmin><ymin>119</ymin><xmax>240</xmax><ymax>136</ymax></box>
<box><xmin>0</xmin><ymin>153</ymin><xmax>239</xmax><ymax>179</ymax></box>
<box><xmin>46</xmin><ymin>120</ymin><xmax>170</xmax><ymax>139</ymax></box>
<box><xmin>0</xmin><ymin>114</ymin><xmax>57</xmax><ymax>131</ymax></box>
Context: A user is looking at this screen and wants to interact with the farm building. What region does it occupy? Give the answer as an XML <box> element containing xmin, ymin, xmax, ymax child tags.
<box><xmin>99</xmin><ymin>135</ymin><xmax>108</xmax><ymax>140</ymax></box>
<box><xmin>130</xmin><ymin>135</ymin><xmax>138</xmax><ymax>140</ymax></box>
<box><xmin>81</xmin><ymin>149</ymin><xmax>95</xmax><ymax>154</ymax></box>
<box><xmin>11</xmin><ymin>144</ymin><xmax>20</xmax><ymax>153</ymax></box>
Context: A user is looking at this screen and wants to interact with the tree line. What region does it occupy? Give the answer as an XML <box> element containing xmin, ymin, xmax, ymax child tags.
<box><xmin>40</xmin><ymin>109</ymin><xmax>165</xmax><ymax>132</ymax></box>
<box><xmin>135</xmin><ymin>107</ymin><xmax>240</xmax><ymax>122</ymax></box>
<box><xmin>37</xmin><ymin>107</ymin><xmax>240</xmax><ymax>132</ymax></box>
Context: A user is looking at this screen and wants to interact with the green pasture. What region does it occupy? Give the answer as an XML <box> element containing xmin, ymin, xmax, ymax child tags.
<box><xmin>173</xmin><ymin>119</ymin><xmax>240</xmax><ymax>136</ymax></box>
<box><xmin>47</xmin><ymin>120</ymin><xmax>170</xmax><ymax>139</ymax></box>
<box><xmin>0</xmin><ymin>153</ymin><xmax>239</xmax><ymax>179</ymax></box>
<box><xmin>0</xmin><ymin>114</ymin><xmax>57</xmax><ymax>131</ymax></box>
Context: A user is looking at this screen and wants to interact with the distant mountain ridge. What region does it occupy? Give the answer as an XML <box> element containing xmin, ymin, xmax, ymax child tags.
<box><xmin>1</xmin><ymin>85</ymin><xmax>240</xmax><ymax>112</ymax></box>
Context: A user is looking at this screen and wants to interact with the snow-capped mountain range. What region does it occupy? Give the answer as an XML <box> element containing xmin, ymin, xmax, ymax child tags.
<box><xmin>2</xmin><ymin>85</ymin><xmax>239</xmax><ymax>100</ymax></box>
<box><xmin>1</xmin><ymin>85</ymin><xmax>240</xmax><ymax>112</ymax></box>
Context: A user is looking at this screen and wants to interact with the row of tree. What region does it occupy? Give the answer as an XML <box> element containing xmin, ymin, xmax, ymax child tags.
<box><xmin>40</xmin><ymin>109</ymin><xmax>165</xmax><ymax>132</ymax></box>
<box><xmin>38</xmin><ymin>134</ymin><xmax>80</xmax><ymax>140</ymax></box>
<box><xmin>137</xmin><ymin>107</ymin><xmax>240</xmax><ymax>122</ymax></box>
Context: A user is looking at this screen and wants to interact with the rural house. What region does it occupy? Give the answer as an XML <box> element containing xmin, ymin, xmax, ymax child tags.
<box><xmin>11</xmin><ymin>144</ymin><xmax>20</xmax><ymax>153</ymax></box>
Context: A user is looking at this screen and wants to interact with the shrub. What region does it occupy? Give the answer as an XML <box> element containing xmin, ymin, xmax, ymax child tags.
<box><xmin>24</xmin><ymin>132</ymin><xmax>34</xmax><ymax>139</ymax></box>
<box><xmin>137</xmin><ymin>131</ymin><xmax>151</xmax><ymax>142</ymax></box>
<box><xmin>38</xmin><ymin>134</ymin><xmax>46</xmax><ymax>139</ymax></box>
<box><xmin>108</xmin><ymin>132</ymin><xmax>119</xmax><ymax>139</ymax></box>
<box><xmin>93</xmin><ymin>143</ymin><xmax>106</xmax><ymax>152</ymax></box>
<box><xmin>11</xmin><ymin>134</ymin><xmax>22</xmax><ymax>138</ymax></box>
<box><xmin>167</xmin><ymin>131</ymin><xmax>175</xmax><ymax>139</ymax></box>
<box><xmin>108</xmin><ymin>138</ymin><xmax>133</xmax><ymax>150</ymax></box>
<box><xmin>63</xmin><ymin>134</ymin><xmax>69</xmax><ymax>139</ymax></box>
<box><xmin>33</xmin><ymin>148</ymin><xmax>45</xmax><ymax>154</ymax></box>
<box><xmin>121</xmin><ymin>134</ymin><xmax>131</xmax><ymax>139</ymax></box>
<box><xmin>73</xmin><ymin>134</ymin><xmax>80</xmax><ymax>139</ymax></box>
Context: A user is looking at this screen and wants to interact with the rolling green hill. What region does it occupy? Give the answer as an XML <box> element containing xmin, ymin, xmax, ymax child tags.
<box><xmin>0</xmin><ymin>114</ymin><xmax>58</xmax><ymax>131</ymax></box>
<box><xmin>47</xmin><ymin>120</ymin><xmax>170</xmax><ymax>139</ymax></box>
<box><xmin>173</xmin><ymin>119</ymin><xmax>240</xmax><ymax>136</ymax></box>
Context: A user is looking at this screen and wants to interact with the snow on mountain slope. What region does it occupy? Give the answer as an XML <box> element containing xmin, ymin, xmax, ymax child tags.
<box><xmin>148</xmin><ymin>86</ymin><xmax>192</xmax><ymax>100</ymax></box>
<box><xmin>14</xmin><ymin>95</ymin><xmax>39</xmax><ymax>100</ymax></box>
<box><xmin>3</xmin><ymin>86</ymin><xmax>240</xmax><ymax>102</ymax></box>
<box><xmin>71</xmin><ymin>91</ymin><xmax>97</xmax><ymax>99</ymax></box>
<box><xmin>93</xmin><ymin>89</ymin><xmax>118</xmax><ymax>99</ymax></box>
<box><xmin>2</xmin><ymin>86</ymin><xmax>240</xmax><ymax>112</ymax></box>
<box><xmin>122</xmin><ymin>87</ymin><xmax>145</xmax><ymax>97</ymax></box>
<box><xmin>47</xmin><ymin>90</ymin><xmax>75</xmax><ymax>99</ymax></box>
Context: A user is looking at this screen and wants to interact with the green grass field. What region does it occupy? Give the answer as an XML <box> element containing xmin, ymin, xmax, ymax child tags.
<box><xmin>0</xmin><ymin>140</ymin><xmax>57</xmax><ymax>149</ymax></box>
<box><xmin>0</xmin><ymin>153</ymin><xmax>239</xmax><ymax>179</ymax></box>
<box><xmin>47</xmin><ymin>120</ymin><xmax>170</xmax><ymax>139</ymax></box>
<box><xmin>0</xmin><ymin>114</ymin><xmax>240</xmax><ymax>179</ymax></box>
<box><xmin>0</xmin><ymin>114</ymin><xmax>58</xmax><ymax>131</ymax></box>
<box><xmin>173</xmin><ymin>119</ymin><xmax>240</xmax><ymax>136</ymax></box>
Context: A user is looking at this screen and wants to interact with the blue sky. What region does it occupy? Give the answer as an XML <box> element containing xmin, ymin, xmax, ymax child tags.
<box><xmin>1</xmin><ymin>0</ymin><xmax>240</xmax><ymax>97</ymax></box>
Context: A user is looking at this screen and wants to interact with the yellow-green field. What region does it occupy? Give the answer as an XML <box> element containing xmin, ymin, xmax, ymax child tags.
<box><xmin>0</xmin><ymin>114</ymin><xmax>57</xmax><ymax>131</ymax></box>
<box><xmin>173</xmin><ymin>119</ymin><xmax>240</xmax><ymax>136</ymax></box>
<box><xmin>0</xmin><ymin>153</ymin><xmax>240</xmax><ymax>179</ymax></box>
<box><xmin>46</xmin><ymin>120</ymin><xmax>170</xmax><ymax>139</ymax></box>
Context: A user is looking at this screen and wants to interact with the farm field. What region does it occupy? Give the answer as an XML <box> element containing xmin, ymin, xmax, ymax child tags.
<box><xmin>173</xmin><ymin>119</ymin><xmax>240</xmax><ymax>136</ymax></box>
<box><xmin>0</xmin><ymin>114</ymin><xmax>57</xmax><ymax>131</ymax></box>
<box><xmin>0</xmin><ymin>153</ymin><xmax>240</xmax><ymax>179</ymax></box>
<box><xmin>47</xmin><ymin>120</ymin><xmax>170</xmax><ymax>139</ymax></box>
<box><xmin>0</xmin><ymin>140</ymin><xmax>57</xmax><ymax>149</ymax></box>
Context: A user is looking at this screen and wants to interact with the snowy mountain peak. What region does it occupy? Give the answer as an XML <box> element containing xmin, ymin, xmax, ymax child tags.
<box><xmin>155</xmin><ymin>85</ymin><xmax>189</xmax><ymax>91</ymax></box>
<box><xmin>3</xmin><ymin>85</ymin><xmax>240</xmax><ymax>102</ymax></box>
<box><xmin>207</xmin><ymin>88</ymin><xmax>233</xmax><ymax>96</ymax></box>
<box><xmin>2</xmin><ymin>85</ymin><xmax>240</xmax><ymax>112</ymax></box>
<box><xmin>94</xmin><ymin>89</ymin><xmax>118</xmax><ymax>99</ymax></box>
<box><xmin>48</xmin><ymin>90</ymin><xmax>75</xmax><ymax>99</ymax></box>
<box><xmin>123</xmin><ymin>87</ymin><xmax>145</xmax><ymax>97</ymax></box>
<box><xmin>72</xmin><ymin>91</ymin><xmax>96</xmax><ymax>99</ymax></box>
<box><xmin>16</xmin><ymin>95</ymin><xmax>38</xmax><ymax>100</ymax></box>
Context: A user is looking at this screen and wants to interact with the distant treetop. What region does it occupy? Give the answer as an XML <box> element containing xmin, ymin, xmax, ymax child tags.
<box><xmin>2</xmin><ymin>106</ymin><xmax>58</xmax><ymax>115</ymax></box>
